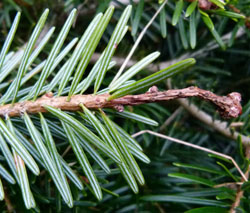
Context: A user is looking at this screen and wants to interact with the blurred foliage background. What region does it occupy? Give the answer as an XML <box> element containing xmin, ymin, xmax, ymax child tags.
<box><xmin>0</xmin><ymin>0</ymin><xmax>250</xmax><ymax>212</ymax></box>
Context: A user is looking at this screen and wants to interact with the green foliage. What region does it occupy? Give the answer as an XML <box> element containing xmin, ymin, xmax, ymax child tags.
<box><xmin>108</xmin><ymin>58</ymin><xmax>195</xmax><ymax>100</ymax></box>
<box><xmin>0</xmin><ymin>0</ymin><xmax>249</xmax><ymax>212</ymax></box>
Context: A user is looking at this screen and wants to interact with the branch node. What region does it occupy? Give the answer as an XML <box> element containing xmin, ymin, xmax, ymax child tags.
<box><xmin>42</xmin><ymin>92</ymin><xmax>54</xmax><ymax>98</ymax></box>
<box><xmin>219</xmin><ymin>92</ymin><xmax>242</xmax><ymax>119</ymax></box>
<box><xmin>147</xmin><ymin>86</ymin><xmax>158</xmax><ymax>93</ymax></box>
<box><xmin>113</xmin><ymin>104</ymin><xmax>124</xmax><ymax>112</ymax></box>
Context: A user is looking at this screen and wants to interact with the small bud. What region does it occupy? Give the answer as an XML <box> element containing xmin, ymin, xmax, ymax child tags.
<box><xmin>43</xmin><ymin>92</ymin><xmax>54</xmax><ymax>98</ymax></box>
<box><xmin>114</xmin><ymin>105</ymin><xmax>124</xmax><ymax>112</ymax></box>
<box><xmin>147</xmin><ymin>86</ymin><xmax>158</xmax><ymax>93</ymax></box>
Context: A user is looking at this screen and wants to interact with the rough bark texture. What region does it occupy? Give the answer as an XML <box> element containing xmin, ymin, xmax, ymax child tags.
<box><xmin>0</xmin><ymin>86</ymin><xmax>242</xmax><ymax>119</ymax></box>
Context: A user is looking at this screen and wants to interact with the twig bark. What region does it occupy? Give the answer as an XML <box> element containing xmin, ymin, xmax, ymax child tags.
<box><xmin>0</xmin><ymin>86</ymin><xmax>242</xmax><ymax>119</ymax></box>
<box><xmin>90</xmin><ymin>27</ymin><xmax>248</xmax><ymax>145</ymax></box>
<box><xmin>132</xmin><ymin>130</ymin><xmax>247</xmax><ymax>182</ymax></box>
<box><xmin>230</xmin><ymin>145</ymin><xmax>250</xmax><ymax>213</ymax></box>
<box><xmin>166</xmin><ymin>79</ymin><xmax>250</xmax><ymax>146</ymax></box>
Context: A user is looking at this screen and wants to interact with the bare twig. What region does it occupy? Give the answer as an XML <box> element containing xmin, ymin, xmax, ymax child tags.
<box><xmin>0</xmin><ymin>87</ymin><xmax>242</xmax><ymax>119</ymax></box>
<box><xmin>230</xmin><ymin>146</ymin><xmax>250</xmax><ymax>213</ymax></box>
<box><xmin>166</xmin><ymin>74</ymin><xmax>249</xmax><ymax>146</ymax></box>
<box><xmin>90</xmin><ymin>27</ymin><xmax>249</xmax><ymax>145</ymax></box>
<box><xmin>214</xmin><ymin>182</ymin><xmax>243</xmax><ymax>189</ymax></box>
<box><xmin>132</xmin><ymin>130</ymin><xmax>247</xmax><ymax>182</ymax></box>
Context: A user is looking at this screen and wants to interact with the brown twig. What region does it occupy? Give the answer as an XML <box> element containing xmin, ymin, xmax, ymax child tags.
<box><xmin>214</xmin><ymin>182</ymin><xmax>243</xmax><ymax>189</ymax></box>
<box><xmin>230</xmin><ymin>145</ymin><xmax>250</xmax><ymax>213</ymax></box>
<box><xmin>132</xmin><ymin>130</ymin><xmax>247</xmax><ymax>182</ymax></box>
<box><xmin>91</xmin><ymin>28</ymin><xmax>247</xmax><ymax>145</ymax></box>
<box><xmin>166</xmin><ymin>79</ymin><xmax>249</xmax><ymax>145</ymax></box>
<box><xmin>0</xmin><ymin>86</ymin><xmax>242</xmax><ymax>119</ymax></box>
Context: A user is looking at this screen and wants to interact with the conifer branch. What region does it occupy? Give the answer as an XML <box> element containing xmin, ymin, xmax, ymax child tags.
<box><xmin>0</xmin><ymin>86</ymin><xmax>242</xmax><ymax>119</ymax></box>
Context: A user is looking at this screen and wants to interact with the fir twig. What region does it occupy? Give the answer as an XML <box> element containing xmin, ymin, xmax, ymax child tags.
<box><xmin>0</xmin><ymin>86</ymin><xmax>242</xmax><ymax>119</ymax></box>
